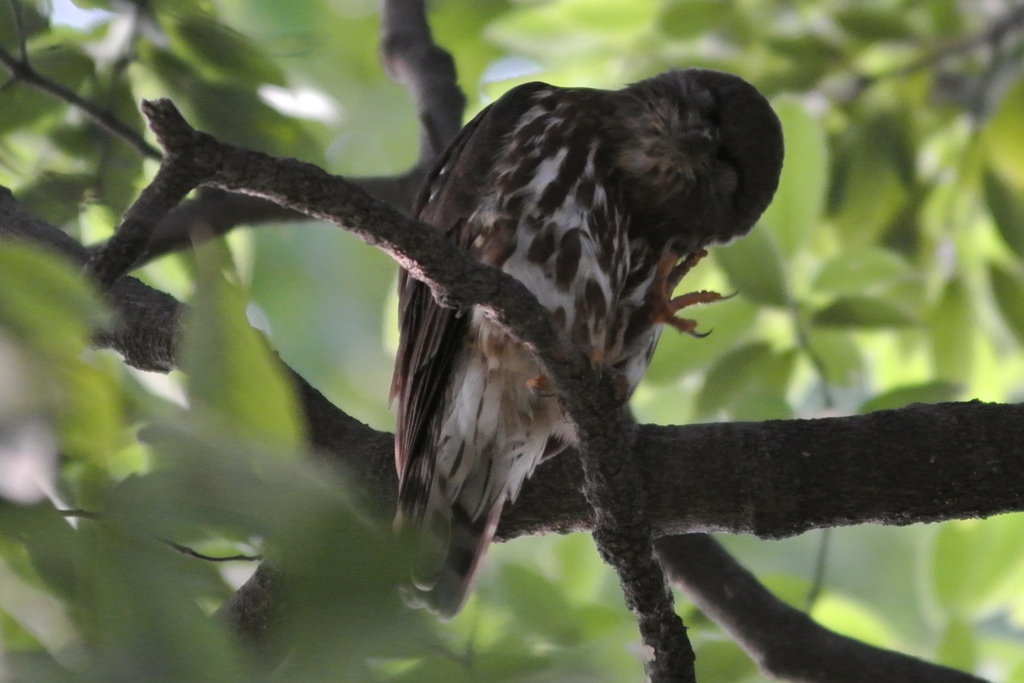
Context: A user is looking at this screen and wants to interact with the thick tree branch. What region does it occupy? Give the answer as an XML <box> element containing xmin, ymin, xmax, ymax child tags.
<box><xmin>656</xmin><ymin>534</ymin><xmax>988</xmax><ymax>683</ymax></box>
<box><xmin>506</xmin><ymin>404</ymin><xmax>1024</xmax><ymax>539</ymax></box>
<box><xmin>1</xmin><ymin>186</ymin><xmax>1013</xmax><ymax>683</ymax></box>
<box><xmin>85</xmin><ymin>114</ymin><xmax>221</xmax><ymax>288</ymax></box>
<box><xmin>119</xmin><ymin>170</ymin><xmax>432</xmax><ymax>270</ymax></box>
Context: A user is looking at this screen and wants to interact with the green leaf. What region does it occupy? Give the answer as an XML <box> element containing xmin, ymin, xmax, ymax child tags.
<box><xmin>929</xmin><ymin>278</ymin><xmax>974</xmax><ymax>383</ymax></box>
<box><xmin>499</xmin><ymin>564</ymin><xmax>581</xmax><ymax>646</ymax></box>
<box><xmin>925</xmin><ymin>0</ymin><xmax>965</xmax><ymax>36</ymax></box>
<box><xmin>696</xmin><ymin>342</ymin><xmax>772</xmax><ymax>417</ymax></box>
<box><xmin>812</xmin><ymin>296</ymin><xmax>917</xmax><ymax>329</ymax></box>
<box><xmin>553</xmin><ymin>533</ymin><xmax>603</xmax><ymax>603</ymax></box>
<box><xmin>169</xmin><ymin>17</ymin><xmax>286</xmax><ymax>86</ymax></box>
<box><xmin>765</xmin><ymin>34</ymin><xmax>845</xmax><ymax>65</ymax></box>
<box><xmin>143</xmin><ymin>49</ymin><xmax>322</xmax><ymax>162</ymax></box>
<box><xmin>0</xmin><ymin>243</ymin><xmax>108</xmax><ymax>359</ymax></box>
<box><xmin>29</xmin><ymin>44</ymin><xmax>95</xmax><ymax>92</ymax></box>
<box><xmin>834</xmin><ymin>7</ymin><xmax>914</xmax><ymax>41</ymax></box>
<box><xmin>472</xmin><ymin>643</ymin><xmax>555</xmax><ymax>682</ymax></box>
<box><xmin>0</xmin><ymin>42</ymin><xmax>96</xmax><ymax>133</ymax></box>
<box><xmin>983</xmin><ymin>168</ymin><xmax>1024</xmax><ymax>260</ymax></box>
<box><xmin>485</xmin><ymin>0</ymin><xmax>657</xmax><ymax>59</ymax></box>
<box><xmin>804</xmin><ymin>328</ymin><xmax>862</xmax><ymax>387</ymax></box>
<box><xmin>0</xmin><ymin>2</ymin><xmax>47</xmax><ymax>50</ymax></box>
<box><xmin>759</xmin><ymin>97</ymin><xmax>828</xmax><ymax>256</ymax></box>
<box><xmin>985</xmin><ymin>77</ymin><xmax>1024</xmax><ymax>187</ymax></box>
<box><xmin>695</xmin><ymin>342</ymin><xmax>794</xmax><ymax>420</ymax></box>
<box><xmin>15</xmin><ymin>173</ymin><xmax>93</xmax><ymax>227</ymax></box>
<box><xmin>810</xmin><ymin>593</ymin><xmax>897</xmax><ymax>648</ymax></box>
<box><xmin>181</xmin><ymin>240</ymin><xmax>303</xmax><ymax>451</ymax></box>
<box><xmin>729</xmin><ymin>384</ymin><xmax>792</xmax><ymax>421</ymax></box>
<box><xmin>989</xmin><ymin>264</ymin><xmax>1024</xmax><ymax>345</ymax></box>
<box><xmin>73</xmin><ymin>523</ymin><xmax>245</xmax><ymax>683</ymax></box>
<box><xmin>931</xmin><ymin>516</ymin><xmax>1024</xmax><ymax>614</ymax></box>
<box><xmin>832</xmin><ymin>117</ymin><xmax>912</xmax><ymax>247</ymax></box>
<box><xmin>91</xmin><ymin>79</ymin><xmax>147</xmax><ymax>216</ymax></box>
<box><xmin>715</xmin><ymin>228</ymin><xmax>788</xmax><ymax>306</ymax></box>
<box><xmin>693</xmin><ymin>639</ymin><xmax>757</xmax><ymax>683</ymax></box>
<box><xmin>759</xmin><ymin>573</ymin><xmax>813</xmax><ymax>610</ymax></box>
<box><xmin>0</xmin><ymin>552</ymin><xmax>77</xmax><ymax>655</ymax></box>
<box><xmin>813</xmin><ymin>248</ymin><xmax>914</xmax><ymax>295</ymax></box>
<box><xmin>936</xmin><ymin>616</ymin><xmax>978</xmax><ymax>673</ymax></box>
<box><xmin>0</xmin><ymin>504</ymin><xmax>82</xmax><ymax>601</ymax></box>
<box><xmin>7</xmin><ymin>651</ymin><xmax>71</xmax><ymax>683</ymax></box>
<box><xmin>659</xmin><ymin>0</ymin><xmax>734</xmax><ymax>40</ymax></box>
<box><xmin>644</xmin><ymin>295</ymin><xmax>758</xmax><ymax>382</ymax></box>
<box><xmin>933</xmin><ymin>522</ymin><xmax>976</xmax><ymax>614</ymax></box>
<box><xmin>857</xmin><ymin>381</ymin><xmax>961</xmax><ymax>414</ymax></box>
<box><xmin>56</xmin><ymin>361</ymin><xmax>123</xmax><ymax>468</ymax></box>
<box><xmin>0</xmin><ymin>82</ymin><xmax>65</xmax><ymax>134</ymax></box>
<box><xmin>388</xmin><ymin>656</ymin><xmax>472</xmax><ymax>683</ymax></box>
<box><xmin>572</xmin><ymin>603</ymin><xmax>628</xmax><ymax>639</ymax></box>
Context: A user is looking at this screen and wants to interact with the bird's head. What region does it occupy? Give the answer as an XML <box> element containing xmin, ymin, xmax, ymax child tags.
<box><xmin>616</xmin><ymin>69</ymin><xmax>784</xmax><ymax>252</ymax></box>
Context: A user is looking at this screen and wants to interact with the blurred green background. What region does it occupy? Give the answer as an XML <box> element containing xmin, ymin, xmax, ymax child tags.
<box><xmin>3</xmin><ymin>0</ymin><xmax>1024</xmax><ymax>680</ymax></box>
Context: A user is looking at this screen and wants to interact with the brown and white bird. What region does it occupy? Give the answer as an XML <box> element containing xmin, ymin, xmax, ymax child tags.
<box><xmin>391</xmin><ymin>68</ymin><xmax>784</xmax><ymax>618</ymax></box>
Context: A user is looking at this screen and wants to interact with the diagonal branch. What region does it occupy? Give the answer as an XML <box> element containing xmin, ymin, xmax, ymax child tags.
<box><xmin>114</xmin><ymin>166</ymin><xmax>430</xmax><ymax>270</ymax></box>
<box><xmin>656</xmin><ymin>534</ymin><xmax>989</xmax><ymax>683</ymax></box>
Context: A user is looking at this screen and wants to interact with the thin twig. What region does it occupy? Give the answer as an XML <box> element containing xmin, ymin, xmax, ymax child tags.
<box><xmin>165</xmin><ymin>541</ymin><xmax>263</xmax><ymax>563</ymax></box>
<box><xmin>791</xmin><ymin>300</ymin><xmax>836</xmax><ymax>410</ymax></box>
<box><xmin>804</xmin><ymin>527</ymin><xmax>831</xmax><ymax>611</ymax></box>
<box><xmin>56</xmin><ymin>508</ymin><xmax>262</xmax><ymax>562</ymax></box>
<box><xmin>0</xmin><ymin>46</ymin><xmax>162</xmax><ymax>160</ymax></box>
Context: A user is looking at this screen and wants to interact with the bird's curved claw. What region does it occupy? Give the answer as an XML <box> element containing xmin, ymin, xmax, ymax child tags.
<box><xmin>653</xmin><ymin>289</ymin><xmax>725</xmax><ymax>337</ymax></box>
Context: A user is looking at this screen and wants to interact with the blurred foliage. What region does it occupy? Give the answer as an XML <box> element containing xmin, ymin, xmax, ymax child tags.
<box><xmin>3</xmin><ymin>0</ymin><xmax>1024</xmax><ymax>680</ymax></box>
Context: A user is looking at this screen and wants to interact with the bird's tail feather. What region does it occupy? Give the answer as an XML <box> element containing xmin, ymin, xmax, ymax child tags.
<box><xmin>403</xmin><ymin>497</ymin><xmax>504</xmax><ymax>620</ymax></box>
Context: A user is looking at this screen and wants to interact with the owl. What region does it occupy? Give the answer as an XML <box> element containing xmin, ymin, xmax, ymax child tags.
<box><xmin>391</xmin><ymin>68</ymin><xmax>783</xmax><ymax>618</ymax></box>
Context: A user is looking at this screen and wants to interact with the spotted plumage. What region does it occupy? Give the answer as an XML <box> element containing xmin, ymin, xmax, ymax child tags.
<box><xmin>391</xmin><ymin>69</ymin><xmax>784</xmax><ymax>618</ymax></box>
